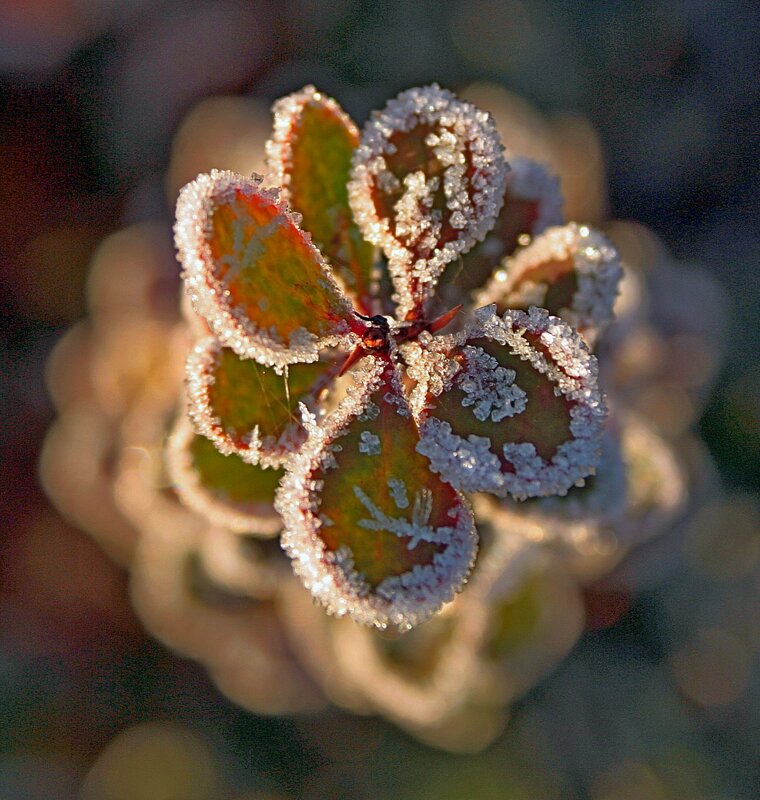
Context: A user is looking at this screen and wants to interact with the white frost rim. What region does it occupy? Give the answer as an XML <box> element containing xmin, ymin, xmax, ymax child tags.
<box><xmin>166</xmin><ymin>413</ymin><xmax>282</xmax><ymax>537</ymax></box>
<box><xmin>348</xmin><ymin>84</ymin><xmax>509</xmax><ymax>317</ymax></box>
<box><xmin>411</xmin><ymin>305</ymin><xmax>606</xmax><ymax>500</ymax></box>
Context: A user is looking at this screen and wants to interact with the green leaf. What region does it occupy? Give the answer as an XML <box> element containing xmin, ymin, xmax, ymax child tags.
<box><xmin>406</xmin><ymin>306</ymin><xmax>605</xmax><ymax>500</ymax></box>
<box><xmin>175</xmin><ymin>170</ymin><xmax>360</xmax><ymax>371</ymax></box>
<box><xmin>166</xmin><ymin>415</ymin><xmax>282</xmax><ymax>536</ymax></box>
<box><xmin>348</xmin><ymin>85</ymin><xmax>508</xmax><ymax>319</ymax></box>
<box><xmin>277</xmin><ymin>354</ymin><xmax>477</xmax><ymax>631</ymax></box>
<box><xmin>268</xmin><ymin>86</ymin><xmax>376</xmax><ymax>314</ymax></box>
<box><xmin>186</xmin><ymin>336</ymin><xmax>338</xmax><ymax>466</ymax></box>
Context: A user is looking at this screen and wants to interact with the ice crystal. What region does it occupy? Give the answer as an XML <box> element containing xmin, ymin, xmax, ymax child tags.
<box><xmin>459</xmin><ymin>345</ymin><xmax>528</xmax><ymax>422</ymax></box>
<box><xmin>358</xmin><ymin>430</ymin><xmax>381</xmax><ymax>455</ymax></box>
<box><xmin>476</xmin><ymin>223</ymin><xmax>622</xmax><ymax>345</ymax></box>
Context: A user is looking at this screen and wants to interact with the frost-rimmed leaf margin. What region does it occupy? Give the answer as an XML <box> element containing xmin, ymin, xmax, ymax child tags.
<box><xmin>276</xmin><ymin>354</ymin><xmax>478</xmax><ymax>631</ymax></box>
<box><xmin>348</xmin><ymin>84</ymin><xmax>509</xmax><ymax>317</ymax></box>
<box><xmin>436</xmin><ymin>156</ymin><xmax>565</xmax><ymax>303</ymax></box>
<box><xmin>266</xmin><ymin>85</ymin><xmax>377</xmax><ymax>313</ymax></box>
<box><xmin>475</xmin><ymin>223</ymin><xmax>622</xmax><ymax>345</ymax></box>
<box><xmin>502</xmin><ymin>155</ymin><xmax>564</xmax><ymax>236</ymax></box>
<box><xmin>175</xmin><ymin>169</ymin><xmax>358</xmax><ymax>371</ymax></box>
<box><xmin>407</xmin><ymin>305</ymin><xmax>606</xmax><ymax>500</ymax></box>
<box><xmin>184</xmin><ymin>336</ymin><xmax>334</xmax><ymax>467</ymax></box>
<box><xmin>267</xmin><ymin>84</ymin><xmax>360</xmax><ymax>194</ymax></box>
<box><xmin>166</xmin><ymin>414</ymin><xmax>282</xmax><ymax>537</ymax></box>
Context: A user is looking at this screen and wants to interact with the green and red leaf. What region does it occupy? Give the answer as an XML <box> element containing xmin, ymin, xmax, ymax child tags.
<box><xmin>267</xmin><ymin>86</ymin><xmax>376</xmax><ymax>314</ymax></box>
<box><xmin>475</xmin><ymin>223</ymin><xmax>622</xmax><ymax>346</ymax></box>
<box><xmin>277</xmin><ymin>354</ymin><xmax>477</xmax><ymax>630</ymax></box>
<box><xmin>348</xmin><ymin>85</ymin><xmax>508</xmax><ymax>318</ymax></box>
<box><xmin>404</xmin><ymin>306</ymin><xmax>605</xmax><ymax>500</ymax></box>
<box><xmin>186</xmin><ymin>336</ymin><xmax>339</xmax><ymax>466</ymax></box>
<box><xmin>436</xmin><ymin>156</ymin><xmax>564</xmax><ymax>302</ymax></box>
<box><xmin>175</xmin><ymin>170</ymin><xmax>361</xmax><ymax>371</ymax></box>
<box><xmin>167</xmin><ymin>415</ymin><xmax>282</xmax><ymax>536</ymax></box>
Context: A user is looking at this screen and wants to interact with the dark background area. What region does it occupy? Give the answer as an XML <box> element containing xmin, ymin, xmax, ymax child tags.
<box><xmin>1</xmin><ymin>2</ymin><xmax>758</xmax><ymax>798</ymax></box>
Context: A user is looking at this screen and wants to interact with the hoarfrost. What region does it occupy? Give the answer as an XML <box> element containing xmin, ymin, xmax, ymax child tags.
<box><xmin>354</xmin><ymin>485</ymin><xmax>438</xmax><ymax>550</ymax></box>
<box><xmin>165</xmin><ymin>414</ymin><xmax>281</xmax><ymax>537</ymax></box>
<box><xmin>475</xmin><ymin>223</ymin><xmax>622</xmax><ymax>346</ymax></box>
<box><xmin>358</xmin><ymin>430</ymin><xmax>381</xmax><ymax>455</ymax></box>
<box><xmin>387</xmin><ymin>477</ymin><xmax>410</xmax><ymax>509</ymax></box>
<box><xmin>277</xmin><ymin>355</ymin><xmax>478</xmax><ymax>630</ymax></box>
<box><xmin>459</xmin><ymin>345</ymin><xmax>527</xmax><ymax>422</ymax></box>
<box><xmin>415</xmin><ymin>306</ymin><xmax>605</xmax><ymax>500</ymax></box>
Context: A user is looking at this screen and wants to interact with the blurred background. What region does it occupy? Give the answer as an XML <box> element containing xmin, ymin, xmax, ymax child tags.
<box><xmin>1</xmin><ymin>1</ymin><xmax>758</xmax><ymax>798</ymax></box>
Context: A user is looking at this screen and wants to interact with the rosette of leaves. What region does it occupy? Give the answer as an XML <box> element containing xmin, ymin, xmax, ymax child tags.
<box><xmin>172</xmin><ymin>84</ymin><xmax>620</xmax><ymax>632</ymax></box>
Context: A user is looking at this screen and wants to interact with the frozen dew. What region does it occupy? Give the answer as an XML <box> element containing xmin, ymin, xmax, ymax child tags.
<box><xmin>436</xmin><ymin>155</ymin><xmax>565</xmax><ymax>301</ymax></box>
<box><xmin>165</xmin><ymin>414</ymin><xmax>282</xmax><ymax>537</ymax></box>
<box><xmin>184</xmin><ymin>336</ymin><xmax>329</xmax><ymax>467</ymax></box>
<box><xmin>358</xmin><ymin>430</ymin><xmax>381</xmax><ymax>455</ymax></box>
<box><xmin>265</xmin><ymin>86</ymin><xmax>377</xmax><ymax>312</ymax></box>
<box><xmin>266</xmin><ymin>85</ymin><xmax>360</xmax><ymax>194</ymax></box>
<box><xmin>348</xmin><ymin>84</ymin><xmax>509</xmax><ymax>316</ymax></box>
<box><xmin>387</xmin><ymin>476</ymin><xmax>410</xmax><ymax>509</ymax></box>
<box><xmin>476</xmin><ymin>223</ymin><xmax>623</xmax><ymax>346</ymax></box>
<box><xmin>399</xmin><ymin>333</ymin><xmax>462</xmax><ymax>419</ymax></box>
<box><xmin>459</xmin><ymin>345</ymin><xmax>528</xmax><ymax>422</ymax></box>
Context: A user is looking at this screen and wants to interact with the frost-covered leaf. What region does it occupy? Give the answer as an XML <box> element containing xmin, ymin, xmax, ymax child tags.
<box><xmin>166</xmin><ymin>415</ymin><xmax>282</xmax><ymax>536</ymax></box>
<box><xmin>277</xmin><ymin>355</ymin><xmax>477</xmax><ymax>630</ymax></box>
<box><xmin>437</xmin><ymin>156</ymin><xmax>564</xmax><ymax>301</ymax></box>
<box><xmin>405</xmin><ymin>305</ymin><xmax>605</xmax><ymax>500</ymax></box>
<box><xmin>475</xmin><ymin>223</ymin><xmax>622</xmax><ymax>345</ymax></box>
<box><xmin>267</xmin><ymin>86</ymin><xmax>376</xmax><ymax>313</ymax></box>
<box><xmin>175</xmin><ymin>170</ymin><xmax>359</xmax><ymax>370</ymax></box>
<box><xmin>348</xmin><ymin>84</ymin><xmax>508</xmax><ymax>318</ymax></box>
<box><xmin>186</xmin><ymin>336</ymin><xmax>337</xmax><ymax>466</ymax></box>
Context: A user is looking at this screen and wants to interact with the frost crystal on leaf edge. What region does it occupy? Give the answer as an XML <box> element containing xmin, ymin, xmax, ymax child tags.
<box><xmin>166</xmin><ymin>414</ymin><xmax>282</xmax><ymax>537</ymax></box>
<box><xmin>414</xmin><ymin>305</ymin><xmax>606</xmax><ymax>500</ymax></box>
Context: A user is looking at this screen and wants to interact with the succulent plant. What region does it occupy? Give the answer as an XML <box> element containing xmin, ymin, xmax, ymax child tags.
<box><xmin>170</xmin><ymin>84</ymin><xmax>618</xmax><ymax>631</ymax></box>
<box><xmin>43</xmin><ymin>83</ymin><xmax>708</xmax><ymax>750</ymax></box>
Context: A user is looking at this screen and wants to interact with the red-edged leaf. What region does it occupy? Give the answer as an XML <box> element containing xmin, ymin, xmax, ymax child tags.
<box><xmin>277</xmin><ymin>354</ymin><xmax>477</xmax><ymax>631</ymax></box>
<box><xmin>404</xmin><ymin>306</ymin><xmax>605</xmax><ymax>500</ymax></box>
<box><xmin>475</xmin><ymin>223</ymin><xmax>622</xmax><ymax>345</ymax></box>
<box><xmin>437</xmin><ymin>156</ymin><xmax>564</xmax><ymax>302</ymax></box>
<box><xmin>267</xmin><ymin>86</ymin><xmax>376</xmax><ymax>314</ymax></box>
<box><xmin>175</xmin><ymin>170</ymin><xmax>361</xmax><ymax>371</ymax></box>
<box><xmin>166</xmin><ymin>415</ymin><xmax>282</xmax><ymax>536</ymax></box>
<box><xmin>348</xmin><ymin>84</ymin><xmax>508</xmax><ymax>318</ymax></box>
<box><xmin>186</xmin><ymin>336</ymin><xmax>339</xmax><ymax>466</ymax></box>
